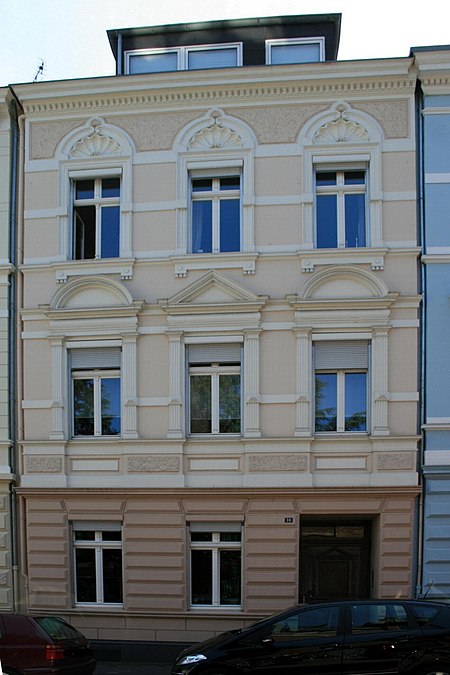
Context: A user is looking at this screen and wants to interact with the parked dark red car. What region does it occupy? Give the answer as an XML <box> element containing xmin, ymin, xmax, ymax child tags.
<box><xmin>0</xmin><ymin>614</ymin><xmax>96</xmax><ymax>675</ymax></box>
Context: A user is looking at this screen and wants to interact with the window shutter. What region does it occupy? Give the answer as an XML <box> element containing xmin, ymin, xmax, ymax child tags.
<box><xmin>70</xmin><ymin>348</ymin><xmax>121</xmax><ymax>370</ymax></box>
<box><xmin>315</xmin><ymin>341</ymin><xmax>368</xmax><ymax>370</ymax></box>
<box><xmin>188</xmin><ymin>343</ymin><xmax>241</xmax><ymax>364</ymax></box>
<box><xmin>189</xmin><ymin>522</ymin><xmax>242</xmax><ymax>533</ymax></box>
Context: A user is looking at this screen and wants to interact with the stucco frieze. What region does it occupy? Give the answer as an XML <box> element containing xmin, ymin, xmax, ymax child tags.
<box><xmin>127</xmin><ymin>456</ymin><xmax>180</xmax><ymax>472</ymax></box>
<box><xmin>30</xmin><ymin>119</ymin><xmax>81</xmax><ymax>160</ymax></box>
<box><xmin>25</xmin><ymin>456</ymin><xmax>63</xmax><ymax>473</ymax></box>
<box><xmin>249</xmin><ymin>454</ymin><xmax>307</xmax><ymax>472</ymax></box>
<box><xmin>376</xmin><ymin>453</ymin><xmax>414</xmax><ymax>470</ymax></box>
<box><xmin>353</xmin><ymin>100</ymin><xmax>410</xmax><ymax>138</ymax></box>
<box><xmin>228</xmin><ymin>104</ymin><xmax>326</xmax><ymax>143</ymax></box>
<box><xmin>106</xmin><ymin>112</ymin><xmax>199</xmax><ymax>151</ymax></box>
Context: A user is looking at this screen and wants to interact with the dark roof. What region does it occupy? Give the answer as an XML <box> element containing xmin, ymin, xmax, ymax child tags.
<box><xmin>107</xmin><ymin>13</ymin><xmax>341</xmax><ymax>71</ymax></box>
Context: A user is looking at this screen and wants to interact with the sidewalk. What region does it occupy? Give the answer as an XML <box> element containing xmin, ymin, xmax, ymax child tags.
<box><xmin>95</xmin><ymin>662</ymin><xmax>171</xmax><ymax>674</ymax></box>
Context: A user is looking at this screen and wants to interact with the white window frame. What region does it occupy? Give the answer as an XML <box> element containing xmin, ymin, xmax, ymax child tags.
<box><xmin>190</xmin><ymin>170</ymin><xmax>242</xmax><ymax>254</ymax></box>
<box><xmin>125</xmin><ymin>42</ymin><xmax>243</xmax><ymax>74</ymax></box>
<box><xmin>72</xmin><ymin>175</ymin><xmax>121</xmax><ymax>260</ymax></box>
<box><xmin>266</xmin><ymin>37</ymin><xmax>325</xmax><ymax>64</ymax></box>
<box><xmin>72</xmin><ymin>523</ymin><xmax>123</xmax><ymax>607</ymax></box>
<box><xmin>315</xmin><ymin>167</ymin><xmax>368</xmax><ymax>249</ymax></box>
<box><xmin>189</xmin><ymin>362</ymin><xmax>241</xmax><ymax>435</ymax></box>
<box><xmin>72</xmin><ymin>369</ymin><xmax>121</xmax><ymax>437</ymax></box>
<box><xmin>314</xmin><ymin>369</ymin><xmax>368</xmax><ymax>433</ymax></box>
<box><xmin>189</xmin><ymin>524</ymin><xmax>242</xmax><ymax>609</ymax></box>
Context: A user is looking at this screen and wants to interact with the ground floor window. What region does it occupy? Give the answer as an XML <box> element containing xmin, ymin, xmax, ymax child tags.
<box><xmin>189</xmin><ymin>524</ymin><xmax>242</xmax><ymax>608</ymax></box>
<box><xmin>72</xmin><ymin>523</ymin><xmax>123</xmax><ymax>605</ymax></box>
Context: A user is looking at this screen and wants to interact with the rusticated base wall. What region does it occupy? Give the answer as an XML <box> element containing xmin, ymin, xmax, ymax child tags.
<box><xmin>19</xmin><ymin>487</ymin><xmax>419</xmax><ymax>643</ymax></box>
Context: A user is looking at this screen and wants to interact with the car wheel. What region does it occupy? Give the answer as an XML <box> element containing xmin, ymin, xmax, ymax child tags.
<box><xmin>418</xmin><ymin>668</ymin><xmax>450</xmax><ymax>675</ymax></box>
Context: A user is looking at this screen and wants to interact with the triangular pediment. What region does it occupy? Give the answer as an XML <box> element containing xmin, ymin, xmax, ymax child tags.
<box><xmin>159</xmin><ymin>270</ymin><xmax>267</xmax><ymax>314</ymax></box>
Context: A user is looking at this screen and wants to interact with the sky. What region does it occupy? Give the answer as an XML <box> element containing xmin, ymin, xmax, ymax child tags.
<box><xmin>1</xmin><ymin>0</ymin><xmax>449</xmax><ymax>86</ymax></box>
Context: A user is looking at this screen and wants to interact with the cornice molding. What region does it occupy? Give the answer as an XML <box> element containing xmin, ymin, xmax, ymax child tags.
<box><xmin>20</xmin><ymin>78</ymin><xmax>416</xmax><ymax>116</ymax></box>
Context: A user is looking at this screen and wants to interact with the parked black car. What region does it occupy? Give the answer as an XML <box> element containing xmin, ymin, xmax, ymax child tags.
<box><xmin>0</xmin><ymin>613</ymin><xmax>96</xmax><ymax>675</ymax></box>
<box><xmin>172</xmin><ymin>599</ymin><xmax>450</xmax><ymax>675</ymax></box>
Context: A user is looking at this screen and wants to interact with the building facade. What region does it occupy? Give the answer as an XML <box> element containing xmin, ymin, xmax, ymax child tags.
<box><xmin>415</xmin><ymin>47</ymin><xmax>450</xmax><ymax>601</ymax></box>
<box><xmin>12</xmin><ymin>15</ymin><xmax>421</xmax><ymax>643</ymax></box>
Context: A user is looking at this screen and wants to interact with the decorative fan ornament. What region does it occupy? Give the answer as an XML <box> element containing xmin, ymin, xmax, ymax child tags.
<box><xmin>188</xmin><ymin>124</ymin><xmax>244</xmax><ymax>149</ymax></box>
<box><xmin>313</xmin><ymin>118</ymin><xmax>370</xmax><ymax>144</ymax></box>
<box><xmin>70</xmin><ymin>131</ymin><xmax>122</xmax><ymax>157</ymax></box>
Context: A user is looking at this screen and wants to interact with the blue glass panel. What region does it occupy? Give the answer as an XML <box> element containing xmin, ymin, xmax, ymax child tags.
<box><xmin>101</xmin><ymin>206</ymin><xmax>120</xmax><ymax>258</ymax></box>
<box><xmin>345</xmin><ymin>194</ymin><xmax>366</xmax><ymax>247</ymax></box>
<box><xmin>101</xmin><ymin>178</ymin><xmax>120</xmax><ymax>198</ymax></box>
<box><xmin>271</xmin><ymin>43</ymin><xmax>321</xmax><ymax>64</ymax></box>
<box><xmin>192</xmin><ymin>201</ymin><xmax>212</xmax><ymax>253</ymax></box>
<box><xmin>344</xmin><ymin>171</ymin><xmax>365</xmax><ymax>185</ymax></box>
<box><xmin>220</xmin><ymin>177</ymin><xmax>240</xmax><ymax>191</ymax></box>
<box><xmin>73</xmin><ymin>378</ymin><xmax>94</xmax><ymax>435</ymax></box>
<box><xmin>192</xmin><ymin>179</ymin><xmax>213</xmax><ymax>192</ymax></box>
<box><xmin>345</xmin><ymin>373</ymin><xmax>366</xmax><ymax>431</ymax></box>
<box><xmin>75</xmin><ymin>180</ymin><xmax>94</xmax><ymax>200</ymax></box>
<box><xmin>316</xmin><ymin>172</ymin><xmax>336</xmax><ymax>186</ymax></box>
<box><xmin>315</xmin><ymin>373</ymin><xmax>337</xmax><ymax>431</ymax></box>
<box><xmin>188</xmin><ymin>48</ymin><xmax>238</xmax><ymax>70</ymax></box>
<box><xmin>317</xmin><ymin>195</ymin><xmax>337</xmax><ymax>248</ymax></box>
<box><xmin>129</xmin><ymin>51</ymin><xmax>178</xmax><ymax>74</ymax></box>
<box><xmin>220</xmin><ymin>199</ymin><xmax>240</xmax><ymax>252</ymax></box>
<box><xmin>101</xmin><ymin>378</ymin><xmax>121</xmax><ymax>435</ymax></box>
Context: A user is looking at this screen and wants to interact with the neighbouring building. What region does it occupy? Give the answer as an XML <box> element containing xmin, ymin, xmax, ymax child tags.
<box><xmin>11</xmin><ymin>14</ymin><xmax>421</xmax><ymax>643</ymax></box>
<box><xmin>0</xmin><ymin>88</ymin><xmax>21</xmax><ymax>611</ymax></box>
<box><xmin>415</xmin><ymin>46</ymin><xmax>450</xmax><ymax>601</ymax></box>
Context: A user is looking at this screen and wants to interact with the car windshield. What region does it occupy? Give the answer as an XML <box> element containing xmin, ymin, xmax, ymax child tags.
<box><xmin>35</xmin><ymin>616</ymin><xmax>83</xmax><ymax>640</ymax></box>
<box><xmin>238</xmin><ymin>605</ymin><xmax>308</xmax><ymax>633</ymax></box>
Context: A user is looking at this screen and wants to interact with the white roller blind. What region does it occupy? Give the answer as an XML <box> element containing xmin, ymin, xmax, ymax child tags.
<box><xmin>315</xmin><ymin>341</ymin><xmax>368</xmax><ymax>370</ymax></box>
<box><xmin>70</xmin><ymin>347</ymin><xmax>121</xmax><ymax>370</ymax></box>
<box><xmin>188</xmin><ymin>343</ymin><xmax>241</xmax><ymax>364</ymax></box>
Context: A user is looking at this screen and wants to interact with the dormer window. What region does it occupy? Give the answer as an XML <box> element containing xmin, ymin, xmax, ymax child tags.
<box><xmin>125</xmin><ymin>43</ymin><xmax>242</xmax><ymax>74</ymax></box>
<box><xmin>266</xmin><ymin>37</ymin><xmax>325</xmax><ymax>64</ymax></box>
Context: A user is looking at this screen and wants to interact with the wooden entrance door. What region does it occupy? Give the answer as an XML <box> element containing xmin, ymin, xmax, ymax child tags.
<box><xmin>300</xmin><ymin>520</ymin><xmax>371</xmax><ymax>602</ymax></box>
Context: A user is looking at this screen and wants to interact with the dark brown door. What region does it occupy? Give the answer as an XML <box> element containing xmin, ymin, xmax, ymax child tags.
<box><xmin>300</xmin><ymin>520</ymin><xmax>371</xmax><ymax>602</ymax></box>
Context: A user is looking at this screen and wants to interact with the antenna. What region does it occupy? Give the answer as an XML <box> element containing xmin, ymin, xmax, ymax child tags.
<box><xmin>33</xmin><ymin>59</ymin><xmax>45</xmax><ymax>82</ymax></box>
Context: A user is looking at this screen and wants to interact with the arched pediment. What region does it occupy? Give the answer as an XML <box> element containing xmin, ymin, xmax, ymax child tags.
<box><xmin>56</xmin><ymin>117</ymin><xmax>135</xmax><ymax>159</ymax></box>
<box><xmin>300</xmin><ymin>266</ymin><xmax>389</xmax><ymax>301</ymax></box>
<box><xmin>174</xmin><ymin>108</ymin><xmax>256</xmax><ymax>151</ymax></box>
<box><xmin>50</xmin><ymin>276</ymin><xmax>135</xmax><ymax>310</ymax></box>
<box><xmin>300</xmin><ymin>101</ymin><xmax>382</xmax><ymax>146</ymax></box>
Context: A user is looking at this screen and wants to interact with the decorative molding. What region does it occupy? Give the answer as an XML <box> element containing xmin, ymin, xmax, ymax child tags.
<box><xmin>300</xmin><ymin>251</ymin><xmax>386</xmax><ymax>273</ymax></box>
<box><xmin>70</xmin><ymin>130</ymin><xmax>122</xmax><ymax>158</ymax></box>
<box><xmin>188</xmin><ymin>123</ymin><xmax>243</xmax><ymax>149</ymax></box>
<box><xmin>249</xmin><ymin>454</ymin><xmax>307</xmax><ymax>472</ymax></box>
<box><xmin>25</xmin><ymin>456</ymin><xmax>63</xmax><ymax>473</ymax></box>
<box><xmin>127</xmin><ymin>456</ymin><xmax>180</xmax><ymax>473</ymax></box>
<box><xmin>376</xmin><ymin>453</ymin><xmax>414</xmax><ymax>470</ymax></box>
<box><xmin>172</xmin><ymin>254</ymin><xmax>257</xmax><ymax>278</ymax></box>
<box><xmin>55</xmin><ymin>261</ymin><xmax>134</xmax><ymax>283</ymax></box>
<box><xmin>313</xmin><ymin>115</ymin><xmax>370</xmax><ymax>144</ymax></box>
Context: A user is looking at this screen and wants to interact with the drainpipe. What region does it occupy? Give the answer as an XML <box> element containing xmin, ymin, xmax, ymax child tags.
<box><xmin>414</xmin><ymin>70</ymin><xmax>426</xmax><ymax>598</ymax></box>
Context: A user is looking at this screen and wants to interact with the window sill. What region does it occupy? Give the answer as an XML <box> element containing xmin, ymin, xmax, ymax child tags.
<box><xmin>171</xmin><ymin>252</ymin><xmax>257</xmax><ymax>277</ymax></box>
<box><xmin>300</xmin><ymin>247</ymin><xmax>387</xmax><ymax>272</ymax></box>
<box><xmin>54</xmin><ymin>258</ymin><xmax>135</xmax><ymax>283</ymax></box>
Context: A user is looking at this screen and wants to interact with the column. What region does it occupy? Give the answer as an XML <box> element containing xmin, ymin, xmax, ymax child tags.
<box><xmin>244</xmin><ymin>330</ymin><xmax>261</xmax><ymax>438</ymax></box>
<box><xmin>371</xmin><ymin>327</ymin><xmax>390</xmax><ymax>436</ymax></box>
<box><xmin>50</xmin><ymin>337</ymin><xmax>66</xmax><ymax>440</ymax></box>
<box><xmin>295</xmin><ymin>329</ymin><xmax>312</xmax><ymax>437</ymax></box>
<box><xmin>168</xmin><ymin>332</ymin><xmax>184</xmax><ymax>439</ymax></box>
<box><xmin>122</xmin><ymin>334</ymin><xmax>138</xmax><ymax>439</ymax></box>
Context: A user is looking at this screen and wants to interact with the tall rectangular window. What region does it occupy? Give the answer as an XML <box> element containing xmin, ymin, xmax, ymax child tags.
<box><xmin>190</xmin><ymin>525</ymin><xmax>242</xmax><ymax>608</ymax></box>
<box><xmin>314</xmin><ymin>341</ymin><xmax>368</xmax><ymax>433</ymax></box>
<box><xmin>73</xmin><ymin>524</ymin><xmax>123</xmax><ymax>605</ymax></box>
<box><xmin>191</xmin><ymin>176</ymin><xmax>241</xmax><ymax>254</ymax></box>
<box><xmin>266</xmin><ymin>37</ymin><xmax>324</xmax><ymax>64</ymax></box>
<box><xmin>71</xmin><ymin>348</ymin><xmax>121</xmax><ymax>437</ymax></box>
<box><xmin>316</xmin><ymin>170</ymin><xmax>366</xmax><ymax>248</ymax></box>
<box><xmin>126</xmin><ymin>43</ymin><xmax>241</xmax><ymax>74</ymax></box>
<box><xmin>73</xmin><ymin>177</ymin><xmax>120</xmax><ymax>259</ymax></box>
<box><xmin>188</xmin><ymin>343</ymin><xmax>241</xmax><ymax>435</ymax></box>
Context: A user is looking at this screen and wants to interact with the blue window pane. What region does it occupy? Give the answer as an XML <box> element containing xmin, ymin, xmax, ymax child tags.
<box><xmin>73</xmin><ymin>379</ymin><xmax>94</xmax><ymax>436</ymax></box>
<box><xmin>345</xmin><ymin>171</ymin><xmax>365</xmax><ymax>185</ymax></box>
<box><xmin>345</xmin><ymin>373</ymin><xmax>366</xmax><ymax>431</ymax></box>
<box><xmin>101</xmin><ymin>378</ymin><xmax>121</xmax><ymax>435</ymax></box>
<box><xmin>75</xmin><ymin>180</ymin><xmax>94</xmax><ymax>200</ymax></box>
<box><xmin>192</xmin><ymin>201</ymin><xmax>212</xmax><ymax>253</ymax></box>
<box><xmin>345</xmin><ymin>194</ymin><xmax>366</xmax><ymax>247</ymax></box>
<box><xmin>220</xmin><ymin>199</ymin><xmax>240</xmax><ymax>252</ymax></box>
<box><xmin>101</xmin><ymin>178</ymin><xmax>120</xmax><ymax>198</ymax></box>
<box><xmin>315</xmin><ymin>373</ymin><xmax>337</xmax><ymax>431</ymax></box>
<box><xmin>188</xmin><ymin>48</ymin><xmax>238</xmax><ymax>70</ymax></box>
<box><xmin>192</xmin><ymin>179</ymin><xmax>213</xmax><ymax>192</ymax></box>
<box><xmin>316</xmin><ymin>172</ymin><xmax>336</xmax><ymax>186</ymax></box>
<box><xmin>317</xmin><ymin>195</ymin><xmax>337</xmax><ymax>248</ymax></box>
<box><xmin>101</xmin><ymin>206</ymin><xmax>120</xmax><ymax>258</ymax></box>
<box><xmin>271</xmin><ymin>43</ymin><xmax>321</xmax><ymax>65</ymax></box>
<box><xmin>129</xmin><ymin>51</ymin><xmax>178</xmax><ymax>74</ymax></box>
<box><xmin>220</xmin><ymin>177</ymin><xmax>240</xmax><ymax>191</ymax></box>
